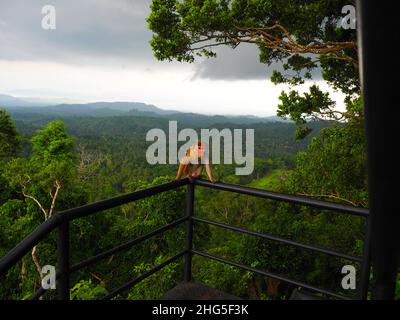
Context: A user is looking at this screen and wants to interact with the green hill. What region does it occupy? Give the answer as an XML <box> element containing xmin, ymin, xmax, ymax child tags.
<box><xmin>248</xmin><ymin>169</ymin><xmax>291</xmax><ymax>191</ymax></box>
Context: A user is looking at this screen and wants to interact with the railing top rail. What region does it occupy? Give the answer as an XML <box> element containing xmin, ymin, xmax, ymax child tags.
<box><xmin>194</xmin><ymin>179</ymin><xmax>369</xmax><ymax>217</ymax></box>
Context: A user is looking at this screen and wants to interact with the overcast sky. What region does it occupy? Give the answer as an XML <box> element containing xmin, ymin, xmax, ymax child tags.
<box><xmin>0</xmin><ymin>0</ymin><xmax>345</xmax><ymax>117</ymax></box>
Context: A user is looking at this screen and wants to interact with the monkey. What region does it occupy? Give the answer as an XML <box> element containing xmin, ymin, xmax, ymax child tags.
<box><xmin>175</xmin><ymin>141</ymin><xmax>216</xmax><ymax>183</ymax></box>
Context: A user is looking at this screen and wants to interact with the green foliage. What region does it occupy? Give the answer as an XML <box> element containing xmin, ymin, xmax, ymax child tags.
<box><xmin>31</xmin><ymin>119</ymin><xmax>75</xmax><ymax>166</ymax></box>
<box><xmin>271</xmin><ymin>55</ymin><xmax>316</xmax><ymax>87</ymax></box>
<box><xmin>3</xmin><ymin>120</ymin><xmax>85</xmax><ymax>215</ymax></box>
<box><xmin>248</xmin><ymin>169</ymin><xmax>289</xmax><ymax>190</ymax></box>
<box><xmin>0</xmin><ymin>119</ymin><xmax>86</xmax><ymax>299</ymax></box>
<box><xmin>127</xmin><ymin>256</ymin><xmax>181</xmax><ymax>300</ymax></box>
<box><xmin>147</xmin><ymin>0</ymin><xmax>233</xmax><ymax>62</ymax></box>
<box><xmin>70</xmin><ymin>280</ymin><xmax>108</xmax><ymax>300</ymax></box>
<box><xmin>286</xmin><ymin>119</ymin><xmax>368</xmax><ymax>207</ymax></box>
<box><xmin>193</xmin><ymin>256</ymin><xmax>252</xmax><ymax>297</ymax></box>
<box><xmin>0</xmin><ymin>108</ymin><xmax>21</xmax><ymax>158</ymax></box>
<box><xmin>277</xmin><ymin>85</ymin><xmax>336</xmax><ymax>139</ymax></box>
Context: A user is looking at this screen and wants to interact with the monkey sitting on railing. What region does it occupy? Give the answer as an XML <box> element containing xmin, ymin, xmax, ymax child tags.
<box><xmin>175</xmin><ymin>141</ymin><xmax>216</xmax><ymax>183</ymax></box>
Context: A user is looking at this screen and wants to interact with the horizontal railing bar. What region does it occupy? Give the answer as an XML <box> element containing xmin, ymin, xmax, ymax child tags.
<box><xmin>0</xmin><ymin>179</ymin><xmax>189</xmax><ymax>277</ymax></box>
<box><xmin>193</xmin><ymin>217</ymin><xmax>362</xmax><ymax>262</ymax></box>
<box><xmin>192</xmin><ymin>249</ymin><xmax>351</xmax><ymax>300</ymax></box>
<box><xmin>195</xmin><ymin>179</ymin><xmax>369</xmax><ymax>217</ymax></box>
<box><xmin>71</xmin><ymin>217</ymin><xmax>187</xmax><ymax>273</ymax></box>
<box><xmin>102</xmin><ymin>251</ymin><xmax>187</xmax><ymax>300</ymax></box>
<box><xmin>30</xmin><ymin>285</ymin><xmax>48</xmax><ymax>300</ymax></box>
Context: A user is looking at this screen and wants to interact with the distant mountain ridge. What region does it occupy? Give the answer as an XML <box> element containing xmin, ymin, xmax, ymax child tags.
<box><xmin>0</xmin><ymin>94</ymin><xmax>56</xmax><ymax>107</ymax></box>
<box><xmin>1</xmin><ymin>94</ymin><xmax>290</xmax><ymax>124</ymax></box>
<box><xmin>48</xmin><ymin>101</ymin><xmax>178</xmax><ymax>115</ymax></box>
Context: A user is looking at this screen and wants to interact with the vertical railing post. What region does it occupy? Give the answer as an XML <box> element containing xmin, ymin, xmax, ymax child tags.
<box><xmin>57</xmin><ymin>220</ymin><xmax>70</xmax><ymax>300</ymax></box>
<box><xmin>357</xmin><ymin>1</ymin><xmax>399</xmax><ymax>299</ymax></box>
<box><xmin>358</xmin><ymin>217</ymin><xmax>371</xmax><ymax>300</ymax></box>
<box><xmin>184</xmin><ymin>181</ymin><xmax>194</xmax><ymax>282</ymax></box>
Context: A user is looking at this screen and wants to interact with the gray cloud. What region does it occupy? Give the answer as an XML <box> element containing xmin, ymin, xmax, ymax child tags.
<box><xmin>193</xmin><ymin>43</ymin><xmax>323</xmax><ymax>81</ymax></box>
<box><xmin>0</xmin><ymin>0</ymin><xmax>322</xmax><ymax>81</ymax></box>
<box><xmin>0</xmin><ymin>0</ymin><xmax>153</xmax><ymax>65</ymax></box>
<box><xmin>193</xmin><ymin>44</ymin><xmax>275</xmax><ymax>80</ymax></box>
<box><xmin>192</xmin><ymin>44</ymin><xmax>260</xmax><ymax>80</ymax></box>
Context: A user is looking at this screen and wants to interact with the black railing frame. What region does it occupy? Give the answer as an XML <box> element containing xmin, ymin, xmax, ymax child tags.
<box><xmin>0</xmin><ymin>178</ymin><xmax>371</xmax><ymax>300</ymax></box>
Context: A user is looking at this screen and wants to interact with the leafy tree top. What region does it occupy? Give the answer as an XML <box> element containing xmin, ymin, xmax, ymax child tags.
<box><xmin>147</xmin><ymin>0</ymin><xmax>360</xmax><ymax>138</ymax></box>
<box><xmin>147</xmin><ymin>0</ymin><xmax>358</xmax><ymax>95</ymax></box>
<box><xmin>0</xmin><ymin>109</ymin><xmax>21</xmax><ymax>159</ymax></box>
<box><xmin>31</xmin><ymin>119</ymin><xmax>76</xmax><ymax>165</ymax></box>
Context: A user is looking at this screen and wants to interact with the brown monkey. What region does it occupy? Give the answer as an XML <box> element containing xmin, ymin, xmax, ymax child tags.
<box><xmin>175</xmin><ymin>141</ymin><xmax>216</xmax><ymax>183</ymax></box>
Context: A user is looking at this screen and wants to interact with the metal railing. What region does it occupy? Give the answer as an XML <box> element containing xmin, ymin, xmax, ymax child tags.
<box><xmin>0</xmin><ymin>178</ymin><xmax>370</xmax><ymax>300</ymax></box>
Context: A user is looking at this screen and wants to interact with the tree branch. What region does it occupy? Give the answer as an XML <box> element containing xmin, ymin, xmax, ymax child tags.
<box><xmin>21</xmin><ymin>177</ymin><xmax>62</xmax><ymax>284</ymax></box>
<box><xmin>22</xmin><ymin>191</ymin><xmax>48</xmax><ymax>220</ymax></box>
<box><xmin>48</xmin><ymin>180</ymin><xmax>61</xmax><ymax>219</ymax></box>
<box><xmin>237</xmin><ymin>24</ymin><xmax>357</xmax><ymax>55</ymax></box>
<box><xmin>31</xmin><ymin>245</ymin><xmax>42</xmax><ymax>277</ymax></box>
<box><xmin>298</xmin><ymin>192</ymin><xmax>360</xmax><ymax>206</ymax></box>
<box><xmin>187</xmin><ymin>23</ymin><xmax>357</xmax><ymax>65</ymax></box>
